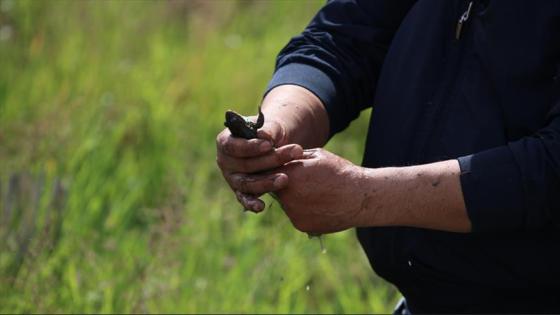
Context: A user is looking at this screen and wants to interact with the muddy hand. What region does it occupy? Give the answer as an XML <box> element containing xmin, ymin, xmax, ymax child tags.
<box><xmin>217</xmin><ymin>107</ymin><xmax>303</xmax><ymax>212</ymax></box>
<box><xmin>274</xmin><ymin>148</ymin><xmax>367</xmax><ymax>234</ymax></box>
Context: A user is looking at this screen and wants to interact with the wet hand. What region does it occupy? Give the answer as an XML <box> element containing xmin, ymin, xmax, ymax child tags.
<box><xmin>216</xmin><ymin>116</ymin><xmax>303</xmax><ymax>212</ymax></box>
<box><xmin>274</xmin><ymin>148</ymin><xmax>368</xmax><ymax>234</ymax></box>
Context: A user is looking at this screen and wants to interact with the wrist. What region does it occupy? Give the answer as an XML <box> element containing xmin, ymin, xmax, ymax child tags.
<box><xmin>261</xmin><ymin>85</ymin><xmax>329</xmax><ymax>148</ymax></box>
<box><xmin>353</xmin><ymin>166</ymin><xmax>396</xmax><ymax>228</ymax></box>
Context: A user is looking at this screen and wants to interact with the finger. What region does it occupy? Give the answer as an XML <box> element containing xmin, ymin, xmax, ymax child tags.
<box><xmin>274</xmin><ymin>159</ymin><xmax>306</xmax><ymax>174</ymax></box>
<box><xmin>272</xmin><ymin>150</ymin><xmax>318</xmax><ymax>175</ymax></box>
<box><xmin>217</xmin><ymin>130</ymin><xmax>273</xmax><ymax>158</ymax></box>
<box><xmin>230</xmin><ymin>173</ymin><xmax>289</xmax><ymax>195</ymax></box>
<box><xmin>235</xmin><ymin>191</ymin><xmax>265</xmax><ymax>213</ymax></box>
<box><xmin>257</xmin><ymin>120</ymin><xmax>286</xmax><ymax>146</ymax></box>
<box><xmin>302</xmin><ymin>148</ymin><xmax>319</xmax><ymax>159</ymax></box>
<box><xmin>217</xmin><ymin>144</ymin><xmax>303</xmax><ymax>173</ymax></box>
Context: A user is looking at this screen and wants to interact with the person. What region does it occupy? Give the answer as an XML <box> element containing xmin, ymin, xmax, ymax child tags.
<box><xmin>216</xmin><ymin>1</ymin><xmax>560</xmax><ymax>313</ymax></box>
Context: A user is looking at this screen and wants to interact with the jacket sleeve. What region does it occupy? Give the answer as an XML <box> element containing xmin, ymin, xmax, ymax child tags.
<box><xmin>458</xmin><ymin>100</ymin><xmax>560</xmax><ymax>232</ymax></box>
<box><xmin>265</xmin><ymin>0</ymin><xmax>416</xmax><ymax>136</ymax></box>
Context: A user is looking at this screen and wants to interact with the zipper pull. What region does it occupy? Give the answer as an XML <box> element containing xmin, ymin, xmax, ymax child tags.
<box><xmin>455</xmin><ymin>1</ymin><xmax>474</xmax><ymax>40</ymax></box>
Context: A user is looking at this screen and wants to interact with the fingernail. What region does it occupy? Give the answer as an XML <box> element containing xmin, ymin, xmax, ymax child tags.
<box><xmin>260</xmin><ymin>141</ymin><xmax>272</xmax><ymax>152</ymax></box>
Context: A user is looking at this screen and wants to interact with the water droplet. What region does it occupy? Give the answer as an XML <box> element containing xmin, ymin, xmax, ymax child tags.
<box><xmin>318</xmin><ymin>235</ymin><xmax>327</xmax><ymax>254</ymax></box>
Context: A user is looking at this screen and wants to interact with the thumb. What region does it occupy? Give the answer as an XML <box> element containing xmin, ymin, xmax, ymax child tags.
<box><xmin>257</xmin><ymin>120</ymin><xmax>288</xmax><ymax>147</ymax></box>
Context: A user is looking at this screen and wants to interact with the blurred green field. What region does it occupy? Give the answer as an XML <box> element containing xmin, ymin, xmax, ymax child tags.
<box><xmin>0</xmin><ymin>0</ymin><xmax>398</xmax><ymax>313</ymax></box>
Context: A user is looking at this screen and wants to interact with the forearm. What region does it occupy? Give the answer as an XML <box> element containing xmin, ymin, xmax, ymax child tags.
<box><xmin>358</xmin><ymin>159</ymin><xmax>472</xmax><ymax>233</ymax></box>
<box><xmin>261</xmin><ymin>85</ymin><xmax>329</xmax><ymax>149</ymax></box>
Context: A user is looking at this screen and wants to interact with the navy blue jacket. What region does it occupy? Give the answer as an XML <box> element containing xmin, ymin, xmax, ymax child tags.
<box><xmin>266</xmin><ymin>0</ymin><xmax>560</xmax><ymax>313</ymax></box>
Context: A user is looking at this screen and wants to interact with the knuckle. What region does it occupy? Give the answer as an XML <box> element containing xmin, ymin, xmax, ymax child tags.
<box><xmin>229</xmin><ymin>174</ymin><xmax>240</xmax><ymax>188</ymax></box>
<box><xmin>237</xmin><ymin>177</ymin><xmax>250</xmax><ymax>192</ymax></box>
<box><xmin>222</xmin><ymin>142</ymin><xmax>235</xmax><ymax>156</ymax></box>
<box><xmin>216</xmin><ymin>133</ymin><xmax>227</xmax><ymax>148</ymax></box>
<box><xmin>215</xmin><ymin>135</ymin><xmax>222</xmax><ymax>148</ymax></box>
<box><xmin>215</xmin><ymin>133</ymin><xmax>222</xmax><ymax>146</ymax></box>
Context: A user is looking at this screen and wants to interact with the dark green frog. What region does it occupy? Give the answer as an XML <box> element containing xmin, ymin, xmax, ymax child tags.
<box><xmin>224</xmin><ymin>107</ymin><xmax>264</xmax><ymax>139</ymax></box>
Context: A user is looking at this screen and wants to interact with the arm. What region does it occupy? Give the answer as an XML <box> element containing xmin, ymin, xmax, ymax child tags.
<box><xmin>358</xmin><ymin>160</ymin><xmax>470</xmax><ymax>233</ymax></box>
<box><xmin>259</xmin><ymin>84</ymin><xmax>467</xmax><ymax>232</ymax></box>
<box><xmin>274</xmin><ymin>149</ymin><xmax>471</xmax><ymax>234</ymax></box>
<box><xmin>275</xmin><ymin>101</ymin><xmax>560</xmax><ymax>235</ymax></box>
<box><xmin>217</xmin><ymin>0</ymin><xmax>416</xmax><ymax>212</ymax></box>
<box><xmin>264</xmin><ymin>0</ymin><xmax>470</xmax><ymax>232</ymax></box>
<box><xmin>355</xmin><ymin>101</ymin><xmax>560</xmax><ymax>233</ymax></box>
<box><xmin>267</xmin><ymin>0</ymin><xmax>417</xmax><ymax>136</ymax></box>
<box><xmin>246</xmin><ymin>0</ymin><xmax>560</xmax><ymax>233</ymax></box>
<box><xmin>271</xmin><ymin>1</ymin><xmax>560</xmax><ymax>234</ymax></box>
<box><xmin>454</xmin><ymin>101</ymin><xmax>560</xmax><ymax>232</ymax></box>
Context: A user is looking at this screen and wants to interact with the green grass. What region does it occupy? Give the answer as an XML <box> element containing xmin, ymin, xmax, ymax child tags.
<box><xmin>0</xmin><ymin>0</ymin><xmax>397</xmax><ymax>313</ymax></box>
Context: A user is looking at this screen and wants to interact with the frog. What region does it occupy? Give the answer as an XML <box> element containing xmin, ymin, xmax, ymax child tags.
<box><xmin>224</xmin><ymin>106</ymin><xmax>264</xmax><ymax>139</ymax></box>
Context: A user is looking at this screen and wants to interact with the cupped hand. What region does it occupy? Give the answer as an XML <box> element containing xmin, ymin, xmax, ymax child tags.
<box><xmin>216</xmin><ymin>116</ymin><xmax>303</xmax><ymax>212</ymax></box>
<box><xmin>274</xmin><ymin>148</ymin><xmax>369</xmax><ymax>234</ymax></box>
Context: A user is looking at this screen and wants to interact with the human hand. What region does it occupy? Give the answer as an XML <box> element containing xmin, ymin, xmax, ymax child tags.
<box><xmin>216</xmin><ymin>114</ymin><xmax>304</xmax><ymax>212</ymax></box>
<box><xmin>273</xmin><ymin>151</ymin><xmax>471</xmax><ymax>234</ymax></box>
<box><xmin>274</xmin><ymin>148</ymin><xmax>368</xmax><ymax>234</ymax></box>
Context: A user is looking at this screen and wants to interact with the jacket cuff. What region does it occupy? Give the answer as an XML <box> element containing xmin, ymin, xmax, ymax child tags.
<box><xmin>457</xmin><ymin>146</ymin><xmax>526</xmax><ymax>233</ymax></box>
<box><xmin>264</xmin><ymin>63</ymin><xmax>341</xmax><ymax>137</ymax></box>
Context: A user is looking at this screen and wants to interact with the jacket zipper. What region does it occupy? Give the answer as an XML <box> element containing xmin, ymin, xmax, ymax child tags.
<box><xmin>413</xmin><ymin>1</ymin><xmax>475</xmax><ymax>163</ymax></box>
<box><xmin>455</xmin><ymin>1</ymin><xmax>474</xmax><ymax>39</ymax></box>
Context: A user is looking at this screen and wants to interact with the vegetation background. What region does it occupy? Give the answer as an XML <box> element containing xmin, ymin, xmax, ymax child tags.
<box><xmin>0</xmin><ymin>0</ymin><xmax>398</xmax><ymax>313</ymax></box>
